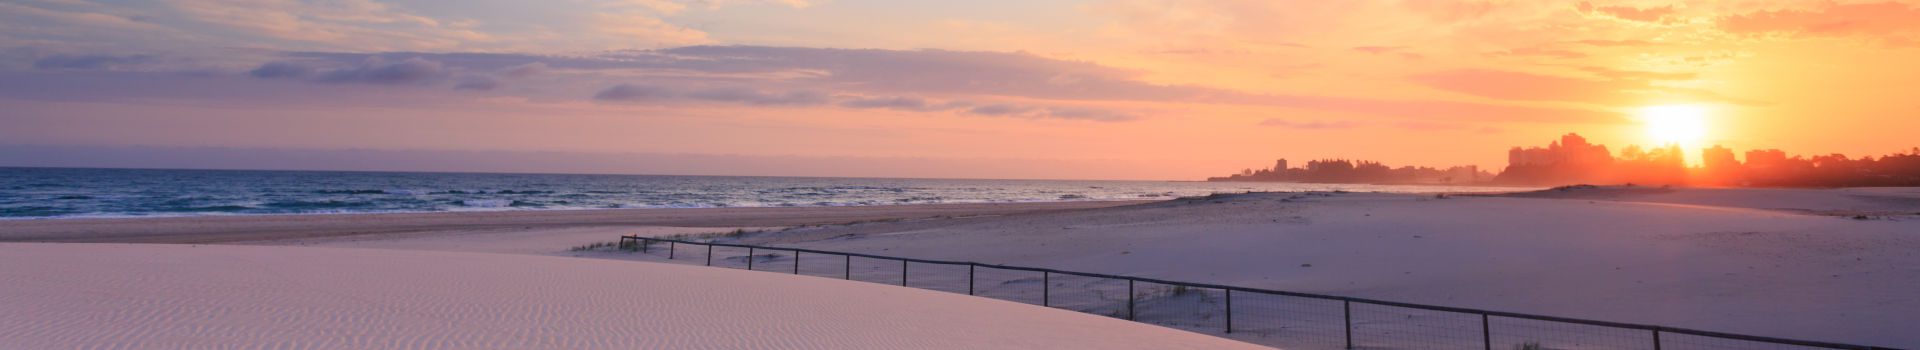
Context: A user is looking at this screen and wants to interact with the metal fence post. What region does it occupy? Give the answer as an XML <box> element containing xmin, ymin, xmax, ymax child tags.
<box><xmin>747</xmin><ymin>247</ymin><xmax>755</xmax><ymax>270</ymax></box>
<box><xmin>705</xmin><ymin>244</ymin><xmax>713</xmax><ymax>266</ymax></box>
<box><xmin>1043</xmin><ymin>271</ymin><xmax>1051</xmax><ymax>307</ymax></box>
<box><xmin>793</xmin><ymin>250</ymin><xmax>801</xmax><ymax>274</ymax></box>
<box><xmin>1653</xmin><ymin>330</ymin><xmax>1662</xmax><ymax>350</ymax></box>
<box><xmin>900</xmin><ymin>259</ymin><xmax>908</xmax><ymax>286</ymax></box>
<box><xmin>1225</xmin><ymin>289</ymin><xmax>1234</xmax><ymax>334</ymax></box>
<box><xmin>668</xmin><ymin>241</ymin><xmax>675</xmax><ymax>259</ymax></box>
<box><xmin>639</xmin><ymin>238</ymin><xmax>649</xmax><ymax>253</ymax></box>
<box><xmin>1344</xmin><ymin>300</ymin><xmax>1353</xmax><ymax>349</ymax></box>
<box><xmin>967</xmin><ymin>265</ymin><xmax>976</xmax><ymax>295</ymax></box>
<box><xmin>843</xmin><ymin>255</ymin><xmax>851</xmax><ymax>280</ymax></box>
<box><xmin>1127</xmin><ymin>279</ymin><xmax>1136</xmax><ymax>320</ymax></box>
<box><xmin>1482</xmin><ymin>313</ymin><xmax>1491</xmax><ymax>350</ymax></box>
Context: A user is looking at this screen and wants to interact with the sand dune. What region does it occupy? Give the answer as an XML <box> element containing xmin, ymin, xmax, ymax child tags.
<box><xmin>0</xmin><ymin>243</ymin><xmax>1269</xmax><ymax>350</ymax></box>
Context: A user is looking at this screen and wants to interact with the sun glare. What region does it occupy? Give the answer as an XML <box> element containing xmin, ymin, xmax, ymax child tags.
<box><xmin>1639</xmin><ymin>104</ymin><xmax>1709</xmax><ymax>147</ymax></box>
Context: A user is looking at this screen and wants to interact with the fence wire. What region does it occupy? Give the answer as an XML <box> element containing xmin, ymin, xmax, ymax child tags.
<box><xmin>1045</xmin><ymin>273</ymin><xmax>1130</xmax><ymax>318</ymax></box>
<box><xmin>903</xmin><ymin>261</ymin><xmax>971</xmax><ymax>294</ymax></box>
<box><xmin>846</xmin><ymin>255</ymin><xmax>904</xmax><ymax>286</ymax></box>
<box><xmin>1489</xmin><ymin>314</ymin><xmax>1655</xmax><ymax>350</ymax></box>
<box><xmin>1226</xmin><ymin>291</ymin><xmax>1347</xmax><ymax>350</ymax></box>
<box><xmin>615</xmin><ymin>236</ymin><xmax>1897</xmax><ymax>350</ymax></box>
<box><xmin>971</xmin><ymin>266</ymin><xmax>1045</xmax><ymax>306</ymax></box>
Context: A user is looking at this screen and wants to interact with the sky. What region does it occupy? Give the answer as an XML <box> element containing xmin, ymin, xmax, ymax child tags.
<box><xmin>4</xmin><ymin>0</ymin><xmax>1920</xmax><ymax>180</ymax></box>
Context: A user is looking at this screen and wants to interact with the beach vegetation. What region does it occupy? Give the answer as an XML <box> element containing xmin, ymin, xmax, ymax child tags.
<box><xmin>570</xmin><ymin>241</ymin><xmax>633</xmax><ymax>252</ymax></box>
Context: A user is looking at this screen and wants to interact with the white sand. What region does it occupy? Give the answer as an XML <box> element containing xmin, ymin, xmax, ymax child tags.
<box><xmin>10</xmin><ymin>187</ymin><xmax>1916</xmax><ymax>348</ymax></box>
<box><xmin>0</xmin><ymin>243</ymin><xmax>1270</xmax><ymax>350</ymax></box>
<box><xmin>723</xmin><ymin>188</ymin><xmax>1920</xmax><ymax>348</ymax></box>
<box><xmin>1506</xmin><ymin>185</ymin><xmax>1920</xmax><ymax>216</ymax></box>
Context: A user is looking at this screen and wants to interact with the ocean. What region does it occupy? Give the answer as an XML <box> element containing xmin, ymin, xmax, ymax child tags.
<box><xmin>0</xmin><ymin>167</ymin><xmax>1522</xmax><ymax>219</ymax></box>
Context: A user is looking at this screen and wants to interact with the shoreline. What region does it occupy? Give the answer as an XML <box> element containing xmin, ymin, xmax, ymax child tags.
<box><xmin>0</xmin><ymin>198</ymin><xmax>1176</xmax><ymax>222</ymax></box>
<box><xmin>0</xmin><ymin>200</ymin><xmax>1153</xmax><ymax>244</ymax></box>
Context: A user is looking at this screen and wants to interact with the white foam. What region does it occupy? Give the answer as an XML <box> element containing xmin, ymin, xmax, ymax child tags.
<box><xmin>461</xmin><ymin>199</ymin><xmax>512</xmax><ymax>208</ymax></box>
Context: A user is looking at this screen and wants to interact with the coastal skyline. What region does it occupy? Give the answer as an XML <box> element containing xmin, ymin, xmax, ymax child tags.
<box><xmin>9</xmin><ymin>1</ymin><xmax>1920</xmax><ymax>180</ymax></box>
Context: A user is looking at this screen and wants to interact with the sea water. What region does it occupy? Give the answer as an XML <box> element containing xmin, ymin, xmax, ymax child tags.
<box><xmin>0</xmin><ymin>167</ymin><xmax>1522</xmax><ymax>219</ymax></box>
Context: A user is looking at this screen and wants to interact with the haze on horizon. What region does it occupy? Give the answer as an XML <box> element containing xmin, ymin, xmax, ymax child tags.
<box><xmin>5</xmin><ymin>0</ymin><xmax>1920</xmax><ymax>180</ymax></box>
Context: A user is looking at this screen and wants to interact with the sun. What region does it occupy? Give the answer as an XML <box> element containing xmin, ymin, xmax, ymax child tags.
<box><xmin>1638</xmin><ymin>104</ymin><xmax>1709</xmax><ymax>147</ymax></box>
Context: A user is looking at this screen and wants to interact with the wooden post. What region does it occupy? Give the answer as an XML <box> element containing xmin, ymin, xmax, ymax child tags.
<box><xmin>747</xmin><ymin>247</ymin><xmax>755</xmax><ymax>270</ymax></box>
<box><xmin>793</xmin><ymin>250</ymin><xmax>801</xmax><ymax>274</ymax></box>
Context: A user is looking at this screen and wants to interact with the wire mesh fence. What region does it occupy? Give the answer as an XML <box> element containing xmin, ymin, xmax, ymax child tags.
<box><xmin>972</xmin><ymin>265</ymin><xmax>1045</xmax><ymax>305</ymax></box>
<box><xmin>1225</xmin><ymin>290</ymin><xmax>1348</xmax><ymax>349</ymax></box>
<box><xmin>1045</xmin><ymin>272</ymin><xmax>1131</xmax><ymax>318</ymax></box>
<box><xmin>616</xmin><ymin>236</ymin><xmax>1898</xmax><ymax>350</ymax></box>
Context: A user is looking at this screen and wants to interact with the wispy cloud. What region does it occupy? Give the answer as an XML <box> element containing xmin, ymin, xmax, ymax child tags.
<box><xmin>1720</xmin><ymin>2</ymin><xmax>1920</xmax><ymax>39</ymax></box>
<box><xmin>32</xmin><ymin>54</ymin><xmax>153</xmax><ymax>70</ymax></box>
<box><xmin>1576</xmin><ymin>1</ymin><xmax>1682</xmax><ymax>24</ymax></box>
<box><xmin>1259</xmin><ymin>119</ymin><xmax>1361</xmax><ymax>129</ymax></box>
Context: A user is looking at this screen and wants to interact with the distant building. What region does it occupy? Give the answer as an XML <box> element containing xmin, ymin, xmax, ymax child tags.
<box><xmin>1494</xmin><ymin>133</ymin><xmax>1622</xmax><ymax>185</ymax></box>
<box><xmin>1273</xmin><ymin>159</ymin><xmax>1288</xmax><ymax>173</ymax></box>
<box><xmin>1507</xmin><ymin>133</ymin><xmax>1612</xmax><ymax>167</ymax></box>
<box><xmin>1745</xmin><ymin>149</ymin><xmax>1788</xmax><ymax>171</ymax></box>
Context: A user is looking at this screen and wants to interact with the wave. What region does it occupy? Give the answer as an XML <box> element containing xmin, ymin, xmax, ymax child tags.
<box><xmin>313</xmin><ymin>189</ymin><xmax>388</xmax><ymax>195</ymax></box>
<box><xmin>156</xmin><ymin>205</ymin><xmax>255</xmax><ymax>213</ymax></box>
<box><xmin>458</xmin><ymin>199</ymin><xmax>552</xmax><ymax>208</ymax></box>
<box><xmin>311</xmin><ymin>189</ymin><xmax>431</xmax><ymax>195</ymax></box>
<box><xmin>2</xmin><ymin>168</ymin><xmax>1530</xmax><ymax>220</ymax></box>
<box><xmin>263</xmin><ymin>200</ymin><xmax>374</xmax><ymax>210</ymax></box>
<box><xmin>462</xmin><ymin>199</ymin><xmax>512</xmax><ymax>208</ymax></box>
<box><xmin>0</xmin><ymin>206</ymin><xmax>73</xmax><ymax>217</ymax></box>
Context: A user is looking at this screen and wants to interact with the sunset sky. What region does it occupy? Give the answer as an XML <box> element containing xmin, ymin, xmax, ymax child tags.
<box><xmin>5</xmin><ymin>0</ymin><xmax>1920</xmax><ymax>180</ymax></box>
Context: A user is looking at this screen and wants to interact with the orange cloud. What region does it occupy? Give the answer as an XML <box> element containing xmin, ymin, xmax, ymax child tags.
<box><xmin>1576</xmin><ymin>1</ymin><xmax>1682</xmax><ymax>24</ymax></box>
<box><xmin>1412</xmin><ymin>69</ymin><xmax>1644</xmax><ymax>104</ymax></box>
<box><xmin>1721</xmin><ymin>2</ymin><xmax>1920</xmax><ymax>39</ymax></box>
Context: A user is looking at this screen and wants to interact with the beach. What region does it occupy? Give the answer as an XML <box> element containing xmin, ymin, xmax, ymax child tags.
<box><xmin>0</xmin><ymin>200</ymin><xmax>1144</xmax><ymax>243</ymax></box>
<box><xmin>5</xmin><ymin>187</ymin><xmax>1919</xmax><ymax>348</ymax></box>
